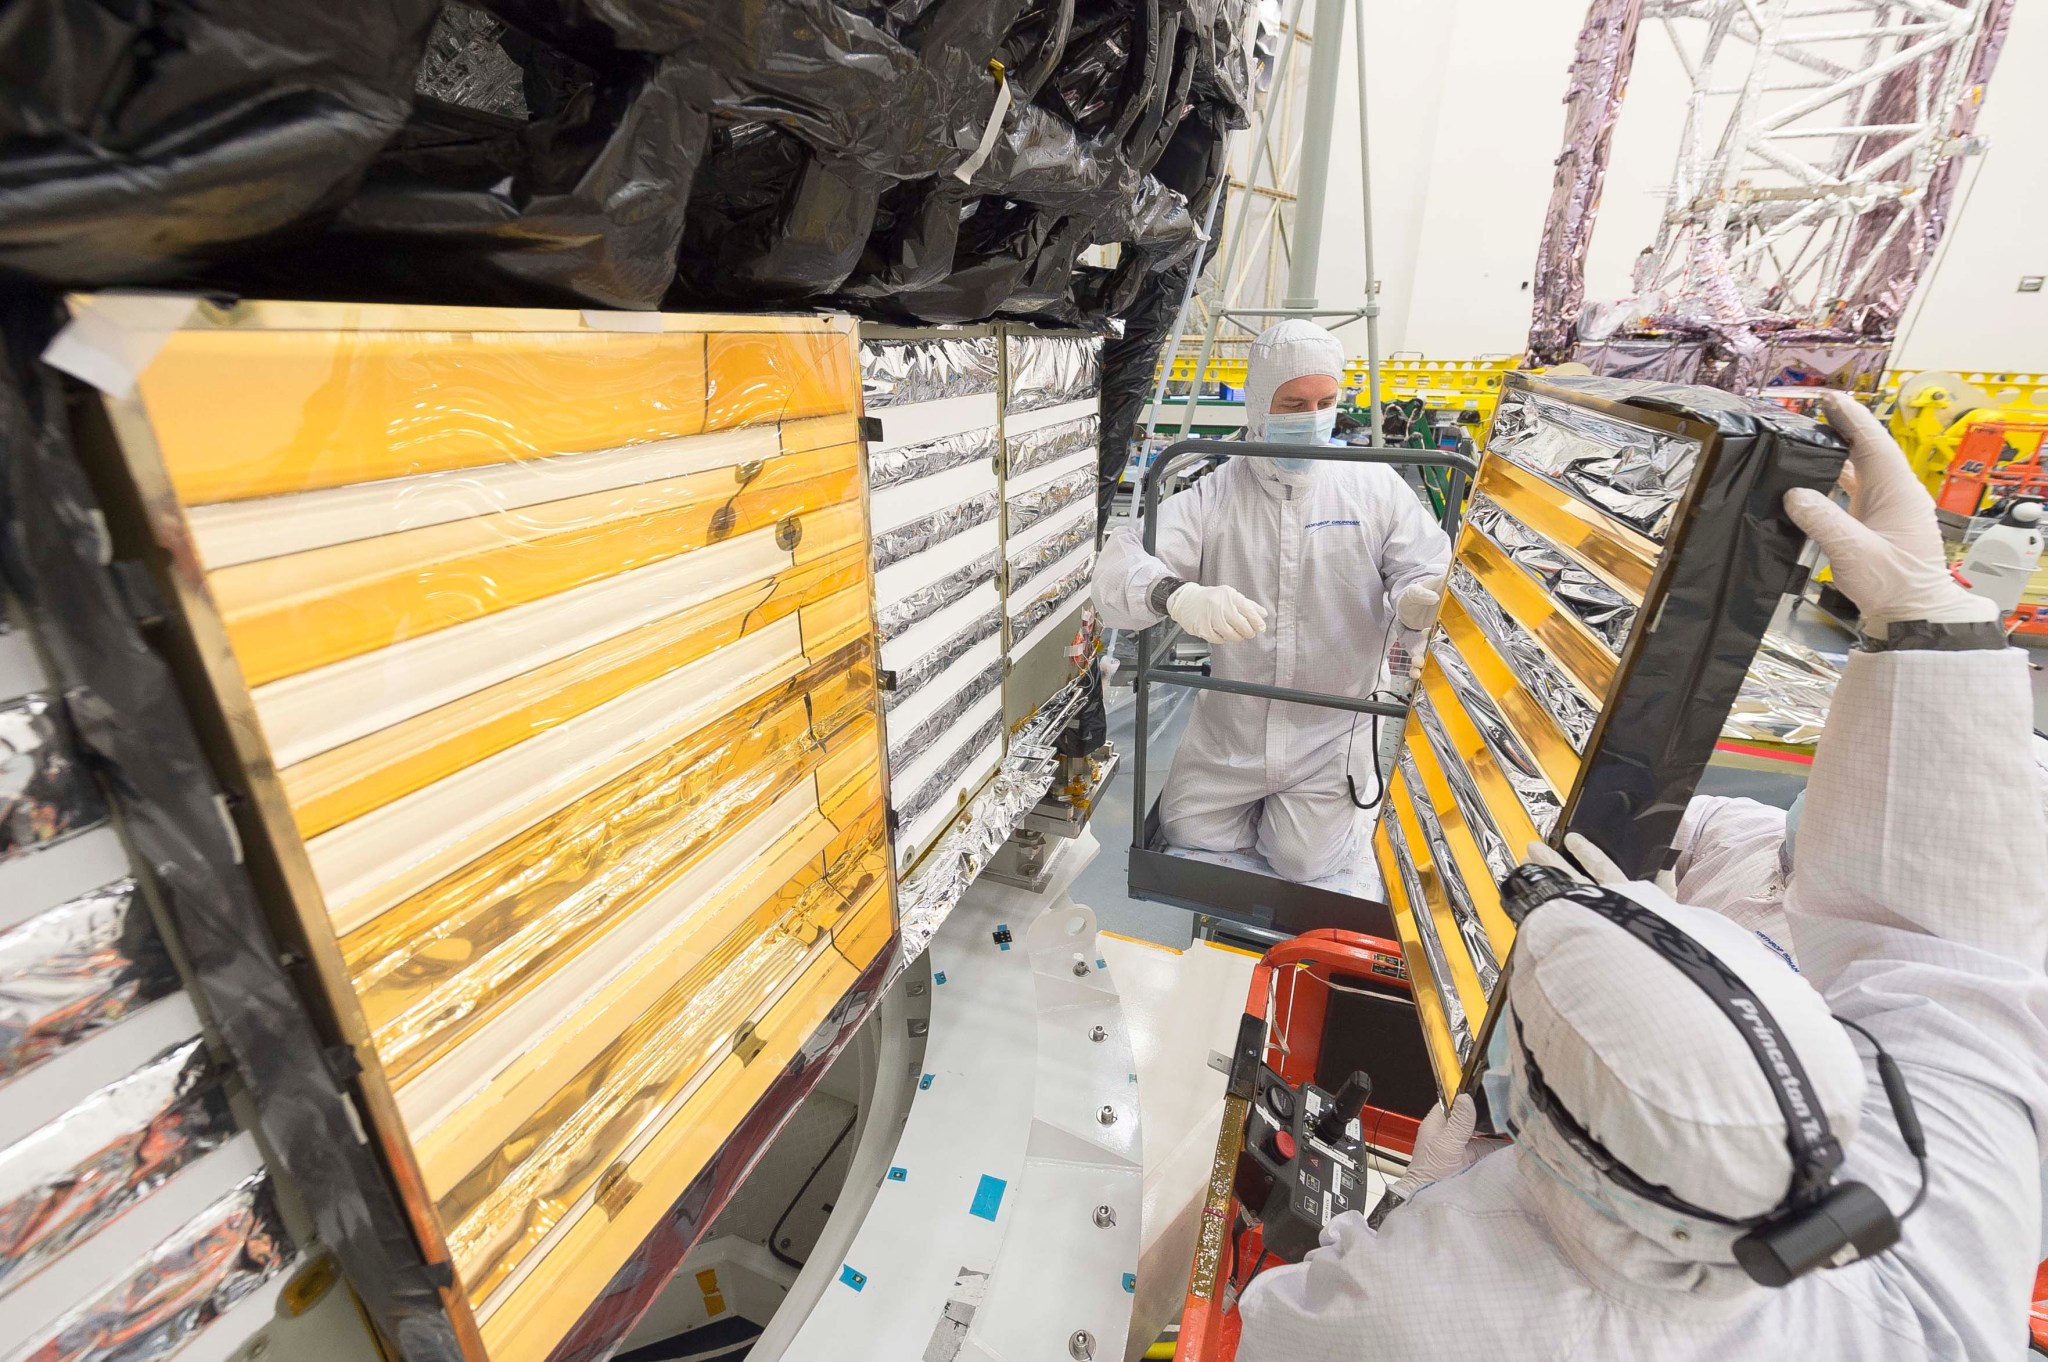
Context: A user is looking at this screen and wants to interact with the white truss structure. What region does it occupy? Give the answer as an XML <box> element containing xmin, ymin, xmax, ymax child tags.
<box><xmin>1632</xmin><ymin>0</ymin><xmax>1995</xmax><ymax>329</ymax></box>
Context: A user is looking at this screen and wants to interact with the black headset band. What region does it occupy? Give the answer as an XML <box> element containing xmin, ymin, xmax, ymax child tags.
<box><xmin>1522</xmin><ymin>885</ymin><xmax>1844</xmax><ymax>1208</ymax></box>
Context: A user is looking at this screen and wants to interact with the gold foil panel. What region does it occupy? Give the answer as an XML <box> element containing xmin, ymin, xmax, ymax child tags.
<box><xmin>1476</xmin><ymin>456</ymin><xmax>1657</xmax><ymax>599</ymax></box>
<box><xmin>139</xmin><ymin>328</ymin><xmax>713</xmax><ymax>504</ymax></box>
<box><xmin>214</xmin><ymin>446</ymin><xmax>861</xmax><ymax>686</ymax></box>
<box><xmin>1455</xmin><ymin>525</ymin><xmax>1615</xmax><ymax>701</ymax></box>
<box><xmin>88</xmin><ymin>303</ymin><xmax>888</xmax><ymax>1362</ymax></box>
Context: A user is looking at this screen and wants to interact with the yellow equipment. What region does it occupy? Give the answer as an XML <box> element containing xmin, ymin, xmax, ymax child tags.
<box><xmin>1884</xmin><ymin>370</ymin><xmax>2048</xmax><ymax>495</ymax></box>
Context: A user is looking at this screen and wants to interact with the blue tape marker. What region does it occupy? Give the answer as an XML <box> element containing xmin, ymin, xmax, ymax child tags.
<box><xmin>1123</xmin><ymin>1273</ymin><xmax>1137</xmax><ymax>1293</ymax></box>
<box><xmin>968</xmin><ymin>1174</ymin><xmax>1007</xmax><ymax>1222</ymax></box>
<box><xmin>1096</xmin><ymin>958</ymin><xmax>1107</xmax><ymax>970</ymax></box>
<box><xmin>919</xmin><ymin>1073</ymin><xmax>935</xmax><ymax>1090</ymax></box>
<box><xmin>934</xmin><ymin>970</ymin><xmax>948</xmax><ymax>985</ymax></box>
<box><xmin>888</xmin><ymin>1166</ymin><xmax>907</xmax><ymax>1182</ymax></box>
<box><xmin>839</xmin><ymin>1264</ymin><xmax>868</xmax><ymax>1291</ymax></box>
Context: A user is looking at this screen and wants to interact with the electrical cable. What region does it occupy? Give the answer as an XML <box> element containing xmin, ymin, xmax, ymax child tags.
<box><xmin>767</xmin><ymin>1109</ymin><xmax>860</xmax><ymax>1270</ymax></box>
<box><xmin>1834</xmin><ymin>1015</ymin><xmax>1931</xmax><ymax>1219</ymax></box>
<box><xmin>1345</xmin><ymin>603</ymin><xmax>1409</xmax><ymax>811</ymax></box>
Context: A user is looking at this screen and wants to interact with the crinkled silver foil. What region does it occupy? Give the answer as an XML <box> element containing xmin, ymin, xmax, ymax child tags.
<box><xmin>2</xmin><ymin>695</ymin><xmax>107</xmax><ymax>864</ymax></box>
<box><xmin>876</xmin><ymin>553</ymin><xmax>998</xmax><ymax>644</ymax></box>
<box><xmin>1006</xmin><ymin>466</ymin><xmax>1093</xmax><ymax>538</ymax></box>
<box><xmin>1526</xmin><ymin>0</ymin><xmax>1643</xmax><ymax>363</ymax></box>
<box><xmin>0</xmin><ymin>1038</ymin><xmax>234</xmax><ymax>1290</ymax></box>
<box><xmin>1004</xmin><ymin>334</ymin><xmax>1102</xmax><ymax>414</ymax></box>
<box><xmin>1487</xmin><ymin>385</ymin><xmax>1701</xmax><ymax>541</ymax></box>
<box><xmin>1569</xmin><ymin>338</ymin><xmax>1712</xmax><ymax>384</ymax></box>
<box><xmin>860</xmin><ymin>337</ymin><xmax>1000</xmax><ymax>408</ymax></box>
<box><xmin>868</xmin><ymin>426</ymin><xmax>1000</xmax><ymax>492</ymax></box>
<box><xmin>894</xmin><ymin>678</ymin><xmax>1089</xmax><ymax>963</ymax></box>
<box><xmin>413</xmin><ymin>2</ymin><xmax>527</xmax><ymax>117</ymax></box>
<box><xmin>1721</xmin><ymin>632</ymin><xmax>1841</xmax><ymax>748</ymax></box>
<box><xmin>898</xmin><ymin>714</ymin><xmax>1007</xmax><ymax>831</ymax></box>
<box><xmin>1424</xmin><ymin>638</ymin><xmax>1563</xmax><ymax>839</ymax></box>
<box><xmin>1448</xmin><ymin>565</ymin><xmax>1597</xmax><ymax>751</ymax></box>
<box><xmin>1008</xmin><ymin>562</ymin><xmax>1091</xmax><ymax>644</ymax></box>
<box><xmin>1380</xmin><ymin>801</ymin><xmax>1473</xmax><ymax>1062</ymax></box>
<box><xmin>1466</xmin><ymin>495</ymin><xmax>1636</xmax><ymax>651</ymax></box>
<box><xmin>2</xmin><ymin>878</ymin><xmax>177</xmax><ymax>1081</ymax></box>
<box><xmin>1409</xmin><ymin>676</ymin><xmax>1517</xmax><ymax>879</ymax></box>
<box><xmin>1396</xmin><ymin>752</ymin><xmax>1501</xmax><ymax>995</ymax></box>
<box><xmin>23</xmin><ymin>1171</ymin><xmax>293</xmax><ymax>1362</ymax></box>
<box><xmin>872</xmin><ymin>491</ymin><xmax>999</xmax><ymax>572</ymax></box>
<box><xmin>1007</xmin><ymin>517</ymin><xmax>1092</xmax><ymax>592</ymax></box>
<box><xmin>888</xmin><ymin>661</ymin><xmax>1003</xmax><ymax>778</ymax></box>
<box><xmin>1005</xmin><ymin>414</ymin><xmax>1100</xmax><ymax>478</ymax></box>
<box><xmin>883</xmin><ymin>608</ymin><xmax>1001</xmax><ymax>710</ymax></box>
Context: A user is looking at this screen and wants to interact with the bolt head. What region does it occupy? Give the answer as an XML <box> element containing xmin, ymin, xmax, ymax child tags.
<box><xmin>1068</xmin><ymin>1330</ymin><xmax>1096</xmax><ymax>1360</ymax></box>
<box><xmin>1093</xmin><ymin>1204</ymin><xmax>1116</xmax><ymax>1228</ymax></box>
<box><xmin>1089</xmin><ymin>1024</ymin><xmax>1108</xmax><ymax>1042</ymax></box>
<box><xmin>1097</xmin><ymin>1104</ymin><xmax>1117</xmax><ymax>1125</ymax></box>
<box><xmin>1072</xmin><ymin>960</ymin><xmax>1090</xmax><ymax>977</ymax></box>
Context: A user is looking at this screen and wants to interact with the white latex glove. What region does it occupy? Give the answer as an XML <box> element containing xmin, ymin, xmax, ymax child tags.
<box><xmin>1387</xmin><ymin>1093</ymin><xmax>1479</xmax><ymax>1199</ymax></box>
<box><xmin>1394</xmin><ymin>579</ymin><xmax>1444</xmax><ymax>631</ymax></box>
<box><xmin>1524</xmin><ymin>834</ymin><xmax>1676</xmax><ymax>894</ymax></box>
<box><xmin>1785</xmin><ymin>391</ymin><xmax>1999</xmax><ymax>634</ymax></box>
<box><xmin>1166</xmin><ymin>582</ymin><xmax>1268</xmax><ymax>644</ymax></box>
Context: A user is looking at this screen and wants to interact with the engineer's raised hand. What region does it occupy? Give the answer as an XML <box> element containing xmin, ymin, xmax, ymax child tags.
<box><xmin>1784</xmin><ymin>392</ymin><xmax>1998</xmax><ymax>633</ymax></box>
<box><xmin>1167</xmin><ymin>582</ymin><xmax>1269</xmax><ymax>644</ymax></box>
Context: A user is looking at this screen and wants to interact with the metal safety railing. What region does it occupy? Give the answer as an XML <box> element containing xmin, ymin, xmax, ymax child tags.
<box><xmin>1125</xmin><ymin>439</ymin><xmax>1478</xmax><ymax>937</ymax></box>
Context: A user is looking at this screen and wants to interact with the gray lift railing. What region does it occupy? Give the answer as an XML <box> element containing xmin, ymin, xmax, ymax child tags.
<box><xmin>1126</xmin><ymin>439</ymin><xmax>1475</xmax><ymax>939</ymax></box>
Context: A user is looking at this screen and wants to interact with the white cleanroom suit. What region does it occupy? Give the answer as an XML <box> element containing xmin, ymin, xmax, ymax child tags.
<box><xmin>1673</xmin><ymin>794</ymin><xmax>1794</xmax><ymax>957</ymax></box>
<box><xmin>1238</xmin><ymin>391</ymin><xmax>2048</xmax><ymax>1359</ymax></box>
<box><xmin>1092</xmin><ymin>323</ymin><xmax>1450</xmax><ymax>881</ymax></box>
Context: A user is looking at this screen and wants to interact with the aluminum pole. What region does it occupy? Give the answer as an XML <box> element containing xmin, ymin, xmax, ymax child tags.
<box><xmin>1283</xmin><ymin>0</ymin><xmax>1348</xmax><ymax>310</ymax></box>
<box><xmin>1142</xmin><ymin>184</ymin><xmax>1227</xmax><ymax>440</ymax></box>
<box><xmin>1177</xmin><ymin>0</ymin><xmax>1311</xmax><ymax>437</ymax></box>
<box><xmin>1352</xmin><ymin>0</ymin><xmax>1384</xmax><ymax>445</ymax></box>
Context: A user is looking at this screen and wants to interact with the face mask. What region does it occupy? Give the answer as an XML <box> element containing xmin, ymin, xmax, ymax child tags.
<box><xmin>1262</xmin><ymin>406</ymin><xmax>1337</xmax><ymax>459</ymax></box>
<box><xmin>1480</xmin><ymin>1005</ymin><xmax>1515</xmax><ymax>1134</ymax></box>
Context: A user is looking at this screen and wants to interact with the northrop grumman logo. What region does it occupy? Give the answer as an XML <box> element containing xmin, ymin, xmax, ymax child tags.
<box><xmin>1730</xmin><ymin>996</ymin><xmax>1826</xmax><ymax>1140</ymax></box>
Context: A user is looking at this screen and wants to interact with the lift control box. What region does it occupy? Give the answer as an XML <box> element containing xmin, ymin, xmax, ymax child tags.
<box><xmin>1233</xmin><ymin>1066</ymin><xmax>1374</xmax><ymax>1263</ymax></box>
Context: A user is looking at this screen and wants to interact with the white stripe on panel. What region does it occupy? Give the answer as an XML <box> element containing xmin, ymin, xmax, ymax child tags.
<box><xmin>1002</xmin><ymin>397</ymin><xmax>1098</xmax><ymax>436</ymax></box>
<box><xmin>397</xmin><ymin>777</ymin><xmax>826</xmax><ymax>1137</ymax></box>
<box><xmin>188</xmin><ymin>429</ymin><xmax>779</xmax><ymax>570</ymax></box>
<box><xmin>253</xmin><ymin>529</ymin><xmax>790</xmax><ymax>769</ymax></box>
<box><xmin>891</xmin><ymin>692</ymin><xmax>1004</xmax><ymax>802</ymax></box>
<box><xmin>878</xmin><ymin>582</ymin><xmax>1002</xmax><ymax>676</ymax></box>
<box><xmin>897</xmin><ymin>738</ymin><xmax>1003</xmax><ymax>871</ymax></box>
<box><xmin>0</xmin><ymin>827</ymin><xmax>133</xmax><ymax>934</ymax></box>
<box><xmin>0</xmin><ymin>993</ymin><xmax>202</xmax><ymax>1150</ymax></box>
<box><xmin>885</xmin><ymin>634</ymin><xmax>1002</xmax><ymax>739</ymax></box>
<box><xmin>873</xmin><ymin>520</ymin><xmax>1000</xmax><ymax>607</ymax></box>
<box><xmin>1004</xmin><ymin>448</ymin><xmax>1095</xmax><ymax>498</ymax></box>
<box><xmin>868</xmin><ymin>398</ymin><xmax>1000</xmax><ymax>452</ymax></box>
<box><xmin>312</xmin><ymin>617</ymin><xmax>804</xmax><ymax>931</ymax></box>
<box><xmin>0</xmin><ymin>1134</ymin><xmax>263</xmax><ymax>1354</ymax></box>
<box><xmin>869</xmin><ymin>461</ymin><xmax>999</xmax><ymax>537</ymax></box>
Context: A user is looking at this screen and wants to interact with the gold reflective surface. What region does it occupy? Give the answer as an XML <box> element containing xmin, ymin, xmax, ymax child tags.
<box><xmin>104</xmin><ymin>304</ymin><xmax>888</xmax><ymax>1360</ymax></box>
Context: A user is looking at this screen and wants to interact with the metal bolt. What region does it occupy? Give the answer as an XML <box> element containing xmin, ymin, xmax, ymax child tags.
<box><xmin>1089</xmin><ymin>1025</ymin><xmax>1108</xmax><ymax>1043</ymax></box>
<box><xmin>1072</xmin><ymin>960</ymin><xmax>1090</xmax><ymax>977</ymax></box>
<box><xmin>1093</xmin><ymin>1205</ymin><xmax>1116</xmax><ymax>1228</ymax></box>
<box><xmin>908</xmin><ymin>982</ymin><xmax>926</xmax><ymax>997</ymax></box>
<box><xmin>1097</xmin><ymin>1105</ymin><xmax>1117</xmax><ymax>1126</ymax></box>
<box><xmin>1069</xmin><ymin>1330</ymin><xmax>1096</xmax><ymax>1360</ymax></box>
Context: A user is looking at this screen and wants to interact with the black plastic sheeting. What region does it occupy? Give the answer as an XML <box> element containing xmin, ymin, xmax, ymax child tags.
<box><xmin>0</xmin><ymin>0</ymin><xmax>1250</xmax><ymax>327</ymax></box>
<box><xmin>1546</xmin><ymin>377</ymin><xmax>1848</xmax><ymax>877</ymax></box>
<box><xmin>0</xmin><ymin>304</ymin><xmax>464</xmax><ymax>1361</ymax></box>
<box><xmin>0</xmin><ymin>0</ymin><xmax>442</xmax><ymax>284</ymax></box>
